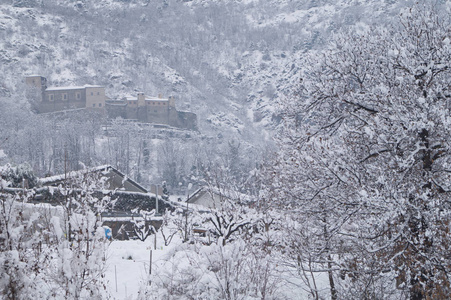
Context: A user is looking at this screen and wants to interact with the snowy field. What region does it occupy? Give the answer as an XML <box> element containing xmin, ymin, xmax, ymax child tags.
<box><xmin>106</xmin><ymin>237</ymin><xmax>184</xmax><ymax>299</ymax></box>
<box><xmin>105</xmin><ymin>236</ymin><xmax>327</xmax><ymax>300</ymax></box>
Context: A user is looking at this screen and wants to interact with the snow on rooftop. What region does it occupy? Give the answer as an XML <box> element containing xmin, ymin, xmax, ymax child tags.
<box><xmin>124</xmin><ymin>95</ymin><xmax>169</xmax><ymax>101</ymax></box>
<box><xmin>145</xmin><ymin>96</ymin><xmax>169</xmax><ymax>101</ymax></box>
<box><xmin>45</xmin><ymin>85</ymin><xmax>103</xmax><ymax>91</ymax></box>
<box><xmin>40</xmin><ymin>165</ymin><xmax>111</xmax><ymax>184</ymax></box>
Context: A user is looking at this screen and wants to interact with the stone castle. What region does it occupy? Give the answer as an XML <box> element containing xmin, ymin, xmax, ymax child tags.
<box><xmin>25</xmin><ymin>75</ymin><xmax>197</xmax><ymax>130</ymax></box>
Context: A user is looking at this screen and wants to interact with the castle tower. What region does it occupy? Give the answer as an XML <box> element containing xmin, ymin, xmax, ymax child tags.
<box><xmin>25</xmin><ymin>76</ymin><xmax>47</xmax><ymax>110</ymax></box>
<box><xmin>138</xmin><ymin>92</ymin><xmax>145</xmax><ymax>106</ymax></box>
<box><xmin>85</xmin><ymin>86</ymin><xmax>106</xmax><ymax>109</ymax></box>
<box><xmin>168</xmin><ymin>96</ymin><xmax>175</xmax><ymax>108</ymax></box>
<box><xmin>25</xmin><ymin>75</ymin><xmax>47</xmax><ymax>92</ymax></box>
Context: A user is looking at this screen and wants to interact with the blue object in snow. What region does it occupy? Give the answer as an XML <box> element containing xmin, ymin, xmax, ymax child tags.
<box><xmin>103</xmin><ymin>227</ymin><xmax>112</xmax><ymax>239</ymax></box>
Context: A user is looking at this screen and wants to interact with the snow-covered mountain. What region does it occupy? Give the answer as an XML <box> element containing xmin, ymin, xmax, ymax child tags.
<box><xmin>1</xmin><ymin>0</ymin><xmax>412</xmax><ymax>143</ymax></box>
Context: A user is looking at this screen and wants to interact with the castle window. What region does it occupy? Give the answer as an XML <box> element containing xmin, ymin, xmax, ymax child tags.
<box><xmin>152</xmin><ymin>102</ymin><xmax>155</xmax><ymax>105</ymax></box>
<box><xmin>163</xmin><ymin>102</ymin><xmax>166</xmax><ymax>105</ymax></box>
<box><xmin>62</xmin><ymin>93</ymin><xmax>67</xmax><ymax>101</ymax></box>
<box><xmin>97</xmin><ymin>92</ymin><xmax>100</xmax><ymax>95</ymax></box>
<box><xmin>158</xmin><ymin>102</ymin><xmax>160</xmax><ymax>105</ymax></box>
<box><xmin>91</xmin><ymin>92</ymin><xmax>94</xmax><ymax>96</ymax></box>
<box><xmin>99</xmin><ymin>103</ymin><xmax>102</xmax><ymax>107</ymax></box>
<box><xmin>93</xmin><ymin>103</ymin><xmax>96</xmax><ymax>107</ymax></box>
<box><xmin>48</xmin><ymin>94</ymin><xmax>54</xmax><ymax>101</ymax></box>
<box><xmin>76</xmin><ymin>92</ymin><xmax>81</xmax><ymax>100</ymax></box>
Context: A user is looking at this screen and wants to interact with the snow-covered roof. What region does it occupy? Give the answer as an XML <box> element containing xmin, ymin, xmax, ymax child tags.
<box><xmin>45</xmin><ymin>85</ymin><xmax>103</xmax><ymax>91</ymax></box>
<box><xmin>124</xmin><ymin>95</ymin><xmax>169</xmax><ymax>101</ymax></box>
<box><xmin>40</xmin><ymin>165</ymin><xmax>111</xmax><ymax>184</ymax></box>
<box><xmin>145</xmin><ymin>96</ymin><xmax>168</xmax><ymax>101</ymax></box>
<box><xmin>187</xmin><ymin>186</ymin><xmax>254</xmax><ymax>209</ymax></box>
<box><xmin>39</xmin><ymin>165</ymin><xmax>148</xmax><ymax>193</ymax></box>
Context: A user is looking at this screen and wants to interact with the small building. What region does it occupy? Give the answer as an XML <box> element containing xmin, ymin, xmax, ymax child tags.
<box><xmin>37</xmin><ymin>165</ymin><xmax>175</xmax><ymax>240</ymax></box>
<box><xmin>187</xmin><ymin>188</ymin><xmax>228</xmax><ymax>209</ymax></box>
<box><xmin>39</xmin><ymin>165</ymin><xmax>147</xmax><ymax>193</ymax></box>
<box><xmin>186</xmin><ymin>187</ymin><xmax>254</xmax><ymax>210</ymax></box>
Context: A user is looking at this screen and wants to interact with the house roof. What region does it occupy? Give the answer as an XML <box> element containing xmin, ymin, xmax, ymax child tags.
<box><xmin>186</xmin><ymin>188</ymin><xmax>208</xmax><ymax>204</ymax></box>
<box><xmin>106</xmin><ymin>166</ymin><xmax>148</xmax><ymax>193</ymax></box>
<box><xmin>187</xmin><ymin>186</ymin><xmax>253</xmax><ymax>209</ymax></box>
<box><xmin>40</xmin><ymin>165</ymin><xmax>148</xmax><ymax>193</ymax></box>
<box><xmin>186</xmin><ymin>187</ymin><xmax>231</xmax><ymax>209</ymax></box>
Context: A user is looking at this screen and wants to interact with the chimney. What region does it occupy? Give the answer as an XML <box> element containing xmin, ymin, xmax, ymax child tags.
<box><xmin>158</xmin><ymin>93</ymin><xmax>162</xmax><ymax>99</ymax></box>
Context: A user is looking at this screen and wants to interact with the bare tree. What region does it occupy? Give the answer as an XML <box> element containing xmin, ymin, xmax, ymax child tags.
<box><xmin>269</xmin><ymin>4</ymin><xmax>451</xmax><ymax>299</ymax></box>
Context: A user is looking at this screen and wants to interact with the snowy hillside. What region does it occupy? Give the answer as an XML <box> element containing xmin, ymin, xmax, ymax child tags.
<box><xmin>1</xmin><ymin>0</ymin><xmax>413</xmax><ymax>142</ymax></box>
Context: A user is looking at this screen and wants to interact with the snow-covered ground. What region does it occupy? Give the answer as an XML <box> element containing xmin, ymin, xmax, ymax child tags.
<box><xmin>105</xmin><ymin>236</ymin><xmax>328</xmax><ymax>299</ymax></box>
<box><xmin>106</xmin><ymin>236</ymin><xmax>184</xmax><ymax>299</ymax></box>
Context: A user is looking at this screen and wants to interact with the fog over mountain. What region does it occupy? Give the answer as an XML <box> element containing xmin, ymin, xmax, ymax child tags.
<box><xmin>1</xmin><ymin>0</ymin><xmax>413</xmax><ymax>142</ymax></box>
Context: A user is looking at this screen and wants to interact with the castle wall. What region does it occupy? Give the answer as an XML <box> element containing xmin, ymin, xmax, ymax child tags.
<box><xmin>106</xmin><ymin>103</ymin><xmax>127</xmax><ymax>119</ymax></box>
<box><xmin>126</xmin><ymin>106</ymin><xmax>138</xmax><ymax>120</ymax></box>
<box><xmin>169</xmin><ymin>110</ymin><xmax>198</xmax><ymax>130</ymax></box>
<box><xmin>41</xmin><ymin>88</ymin><xmax>86</xmax><ymax>113</ymax></box>
<box><xmin>137</xmin><ymin>106</ymin><xmax>148</xmax><ymax>122</ymax></box>
<box><xmin>146</xmin><ymin>103</ymin><xmax>170</xmax><ymax>124</ymax></box>
<box><xmin>105</xmin><ymin>101</ymin><xmax>197</xmax><ymax>130</ymax></box>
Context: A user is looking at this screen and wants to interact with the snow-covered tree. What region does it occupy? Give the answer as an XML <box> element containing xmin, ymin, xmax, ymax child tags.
<box><xmin>271</xmin><ymin>3</ymin><xmax>451</xmax><ymax>299</ymax></box>
<box><xmin>31</xmin><ymin>169</ymin><xmax>110</xmax><ymax>299</ymax></box>
<box><xmin>0</xmin><ymin>164</ymin><xmax>38</xmax><ymax>188</ymax></box>
<box><xmin>4</xmin><ymin>166</ymin><xmax>110</xmax><ymax>299</ymax></box>
<box><xmin>131</xmin><ymin>209</ymin><xmax>156</xmax><ymax>242</ymax></box>
<box><xmin>201</xmin><ymin>196</ymin><xmax>257</xmax><ymax>246</ymax></box>
<box><xmin>159</xmin><ymin>209</ymin><xmax>179</xmax><ymax>247</ymax></box>
<box><xmin>148</xmin><ymin>239</ymin><xmax>281</xmax><ymax>300</ymax></box>
<box><xmin>0</xmin><ymin>186</ymin><xmax>51</xmax><ymax>299</ymax></box>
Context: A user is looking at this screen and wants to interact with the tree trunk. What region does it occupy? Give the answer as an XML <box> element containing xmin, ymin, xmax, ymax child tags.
<box><xmin>328</xmin><ymin>254</ymin><xmax>337</xmax><ymax>300</ymax></box>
